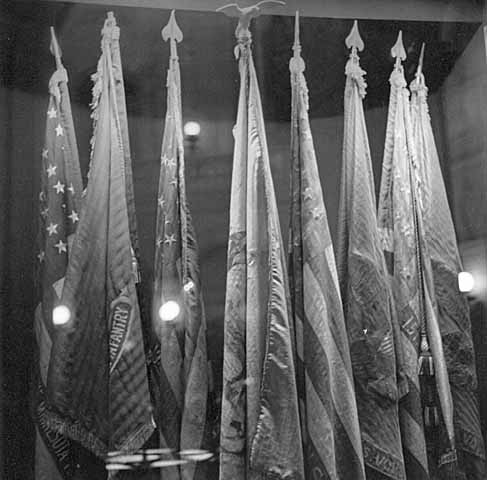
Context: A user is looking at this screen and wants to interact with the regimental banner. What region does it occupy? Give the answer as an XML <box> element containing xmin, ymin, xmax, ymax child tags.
<box><xmin>151</xmin><ymin>11</ymin><xmax>211</xmax><ymax>480</ymax></box>
<box><xmin>220</xmin><ymin>10</ymin><xmax>304</xmax><ymax>480</ymax></box>
<box><xmin>45</xmin><ymin>13</ymin><xmax>153</xmax><ymax>457</ymax></box>
<box><xmin>376</xmin><ymin>32</ymin><xmax>432</xmax><ymax>480</ymax></box>
<box><xmin>288</xmin><ymin>14</ymin><xmax>365</xmax><ymax>480</ymax></box>
<box><xmin>337</xmin><ymin>22</ymin><xmax>406</xmax><ymax>480</ymax></box>
<box><xmin>410</xmin><ymin>53</ymin><xmax>486</xmax><ymax>478</ymax></box>
<box><xmin>33</xmin><ymin>27</ymin><xmax>83</xmax><ymax>480</ymax></box>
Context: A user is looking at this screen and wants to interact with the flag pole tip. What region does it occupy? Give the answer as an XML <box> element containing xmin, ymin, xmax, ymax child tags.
<box><xmin>162</xmin><ymin>10</ymin><xmax>183</xmax><ymax>43</ymax></box>
<box><xmin>417</xmin><ymin>42</ymin><xmax>425</xmax><ymax>75</ymax></box>
<box><xmin>290</xmin><ymin>9</ymin><xmax>305</xmax><ymax>73</ymax></box>
<box><xmin>49</xmin><ymin>27</ymin><xmax>62</xmax><ymax>64</ymax></box>
<box><xmin>345</xmin><ymin>20</ymin><xmax>364</xmax><ymax>51</ymax></box>
<box><xmin>293</xmin><ymin>11</ymin><xmax>300</xmax><ymax>49</ymax></box>
<box><xmin>391</xmin><ymin>30</ymin><xmax>406</xmax><ymax>61</ymax></box>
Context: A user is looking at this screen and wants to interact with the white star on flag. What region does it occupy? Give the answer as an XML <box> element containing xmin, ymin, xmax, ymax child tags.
<box><xmin>46</xmin><ymin>223</ymin><xmax>58</xmax><ymax>236</ymax></box>
<box><xmin>41</xmin><ymin>207</ymin><xmax>49</xmax><ymax>218</ymax></box>
<box><xmin>54</xmin><ymin>240</ymin><xmax>67</xmax><ymax>254</ymax></box>
<box><xmin>53</xmin><ymin>181</ymin><xmax>65</xmax><ymax>194</ymax></box>
<box><xmin>312</xmin><ymin>207</ymin><xmax>323</xmax><ymax>220</ymax></box>
<box><xmin>37</xmin><ymin>251</ymin><xmax>45</xmax><ymax>263</ymax></box>
<box><xmin>158</xmin><ymin>196</ymin><xmax>165</xmax><ymax>208</ymax></box>
<box><xmin>47</xmin><ymin>107</ymin><xmax>57</xmax><ymax>119</ymax></box>
<box><xmin>164</xmin><ymin>234</ymin><xmax>176</xmax><ymax>246</ymax></box>
<box><xmin>303</xmin><ymin>187</ymin><xmax>313</xmax><ymax>201</ymax></box>
<box><xmin>55</xmin><ymin>124</ymin><xmax>63</xmax><ymax>136</ymax></box>
<box><xmin>166</xmin><ymin>157</ymin><xmax>176</xmax><ymax>169</ymax></box>
<box><xmin>46</xmin><ymin>164</ymin><xmax>57</xmax><ymax>177</ymax></box>
<box><xmin>68</xmin><ymin>210</ymin><xmax>79</xmax><ymax>223</ymax></box>
<box><xmin>68</xmin><ymin>183</ymin><xmax>75</xmax><ymax>194</ymax></box>
<box><xmin>161</xmin><ymin>155</ymin><xmax>170</xmax><ymax>166</ymax></box>
<box><xmin>42</xmin><ymin>149</ymin><xmax>48</xmax><ymax>159</ymax></box>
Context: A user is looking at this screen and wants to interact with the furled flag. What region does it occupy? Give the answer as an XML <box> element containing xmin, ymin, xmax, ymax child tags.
<box><xmin>336</xmin><ymin>21</ymin><xmax>406</xmax><ymax>480</ymax></box>
<box><xmin>376</xmin><ymin>33</ymin><xmax>433</xmax><ymax>480</ymax></box>
<box><xmin>410</xmin><ymin>47</ymin><xmax>486</xmax><ymax>479</ymax></box>
<box><xmin>287</xmin><ymin>13</ymin><xmax>365</xmax><ymax>480</ymax></box>
<box><xmin>33</xmin><ymin>27</ymin><xmax>83</xmax><ymax>480</ymax></box>
<box><xmin>150</xmin><ymin>10</ymin><xmax>211</xmax><ymax>480</ymax></box>
<box><xmin>45</xmin><ymin>12</ymin><xmax>154</xmax><ymax>458</ymax></box>
<box><xmin>378</xmin><ymin>31</ymin><xmax>459</xmax><ymax>479</ymax></box>
<box><xmin>107</xmin><ymin>9</ymin><xmax>141</xmax><ymax>276</ymax></box>
<box><xmin>219</xmin><ymin>5</ymin><xmax>304</xmax><ymax>480</ymax></box>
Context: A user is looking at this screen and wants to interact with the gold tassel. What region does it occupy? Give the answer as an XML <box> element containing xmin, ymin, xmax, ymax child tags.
<box><xmin>424</xmin><ymin>405</ymin><xmax>439</xmax><ymax>427</ymax></box>
<box><xmin>418</xmin><ymin>333</ymin><xmax>434</xmax><ymax>376</ymax></box>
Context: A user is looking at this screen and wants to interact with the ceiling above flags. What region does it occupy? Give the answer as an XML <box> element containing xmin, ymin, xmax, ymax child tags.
<box><xmin>5</xmin><ymin>3</ymin><xmax>480</xmax><ymax>121</ymax></box>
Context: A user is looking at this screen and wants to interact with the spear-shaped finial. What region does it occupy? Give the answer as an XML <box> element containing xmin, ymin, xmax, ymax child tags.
<box><xmin>391</xmin><ymin>30</ymin><xmax>407</xmax><ymax>68</ymax></box>
<box><xmin>49</xmin><ymin>26</ymin><xmax>63</xmax><ymax>70</ymax></box>
<box><xmin>289</xmin><ymin>10</ymin><xmax>305</xmax><ymax>74</ymax></box>
<box><xmin>345</xmin><ymin>20</ymin><xmax>364</xmax><ymax>54</ymax></box>
<box><xmin>416</xmin><ymin>42</ymin><xmax>425</xmax><ymax>76</ymax></box>
<box><xmin>162</xmin><ymin>10</ymin><xmax>183</xmax><ymax>60</ymax></box>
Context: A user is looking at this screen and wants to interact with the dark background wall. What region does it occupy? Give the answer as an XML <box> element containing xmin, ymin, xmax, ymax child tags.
<box><xmin>1</xmin><ymin>2</ymin><xmax>486</xmax><ymax>479</ymax></box>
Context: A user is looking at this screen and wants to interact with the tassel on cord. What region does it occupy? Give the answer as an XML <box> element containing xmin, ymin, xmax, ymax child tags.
<box><xmin>418</xmin><ymin>332</ymin><xmax>434</xmax><ymax>376</ymax></box>
<box><xmin>419</xmin><ymin>329</ymin><xmax>439</xmax><ymax>426</ymax></box>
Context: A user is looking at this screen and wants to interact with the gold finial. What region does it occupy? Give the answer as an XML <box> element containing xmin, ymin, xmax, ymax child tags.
<box><xmin>162</xmin><ymin>10</ymin><xmax>183</xmax><ymax>60</ymax></box>
<box><xmin>217</xmin><ymin>1</ymin><xmax>285</xmax><ymax>42</ymax></box>
<box><xmin>289</xmin><ymin>10</ymin><xmax>305</xmax><ymax>73</ymax></box>
<box><xmin>345</xmin><ymin>20</ymin><xmax>364</xmax><ymax>53</ymax></box>
<box><xmin>101</xmin><ymin>11</ymin><xmax>119</xmax><ymax>42</ymax></box>
<box><xmin>391</xmin><ymin>30</ymin><xmax>407</xmax><ymax>68</ymax></box>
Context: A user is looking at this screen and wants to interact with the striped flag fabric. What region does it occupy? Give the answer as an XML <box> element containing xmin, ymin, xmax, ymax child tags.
<box><xmin>219</xmin><ymin>14</ymin><xmax>304</xmax><ymax>480</ymax></box>
<box><xmin>336</xmin><ymin>22</ymin><xmax>406</xmax><ymax>480</ymax></box>
<box><xmin>33</xmin><ymin>27</ymin><xmax>83</xmax><ymax>480</ymax></box>
<box><xmin>376</xmin><ymin>32</ymin><xmax>432</xmax><ymax>480</ymax></box>
<box><xmin>410</xmin><ymin>56</ymin><xmax>486</xmax><ymax>479</ymax></box>
<box><xmin>150</xmin><ymin>11</ymin><xmax>211</xmax><ymax>480</ymax></box>
<box><xmin>287</xmin><ymin>13</ymin><xmax>365</xmax><ymax>480</ymax></box>
<box><xmin>45</xmin><ymin>12</ymin><xmax>154</xmax><ymax>457</ymax></box>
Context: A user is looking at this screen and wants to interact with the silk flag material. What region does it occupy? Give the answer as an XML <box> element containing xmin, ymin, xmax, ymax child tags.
<box><xmin>378</xmin><ymin>32</ymin><xmax>458</xmax><ymax>479</ymax></box>
<box><xmin>376</xmin><ymin>33</ymin><xmax>434</xmax><ymax>480</ymax></box>
<box><xmin>287</xmin><ymin>14</ymin><xmax>365</xmax><ymax>480</ymax></box>
<box><xmin>336</xmin><ymin>22</ymin><xmax>406</xmax><ymax>480</ymax></box>
<box><xmin>151</xmin><ymin>11</ymin><xmax>210</xmax><ymax>480</ymax></box>
<box><xmin>410</xmin><ymin>58</ymin><xmax>486</xmax><ymax>479</ymax></box>
<box><xmin>33</xmin><ymin>28</ymin><xmax>83</xmax><ymax>480</ymax></box>
<box><xmin>219</xmin><ymin>14</ymin><xmax>304</xmax><ymax>480</ymax></box>
<box><xmin>45</xmin><ymin>12</ymin><xmax>154</xmax><ymax>456</ymax></box>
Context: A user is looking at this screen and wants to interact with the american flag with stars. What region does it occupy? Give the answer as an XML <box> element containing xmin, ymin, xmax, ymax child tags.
<box><xmin>33</xmin><ymin>28</ymin><xmax>83</xmax><ymax>480</ymax></box>
<box><xmin>151</xmin><ymin>11</ymin><xmax>211</xmax><ymax>480</ymax></box>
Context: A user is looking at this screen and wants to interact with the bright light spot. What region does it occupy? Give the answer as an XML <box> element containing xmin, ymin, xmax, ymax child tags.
<box><xmin>52</xmin><ymin>305</ymin><xmax>71</xmax><ymax>325</ymax></box>
<box><xmin>183</xmin><ymin>121</ymin><xmax>201</xmax><ymax>137</ymax></box>
<box><xmin>159</xmin><ymin>301</ymin><xmax>180</xmax><ymax>322</ymax></box>
<box><xmin>183</xmin><ymin>280</ymin><xmax>195</xmax><ymax>292</ymax></box>
<box><xmin>458</xmin><ymin>271</ymin><xmax>475</xmax><ymax>293</ymax></box>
